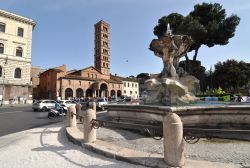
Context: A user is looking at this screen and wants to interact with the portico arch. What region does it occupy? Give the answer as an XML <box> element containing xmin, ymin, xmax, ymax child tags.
<box><xmin>99</xmin><ymin>83</ymin><xmax>108</xmax><ymax>98</ymax></box>
<box><xmin>117</xmin><ymin>90</ymin><xmax>122</xmax><ymax>97</ymax></box>
<box><xmin>76</xmin><ymin>88</ymin><xmax>84</xmax><ymax>98</ymax></box>
<box><xmin>111</xmin><ymin>90</ymin><xmax>116</xmax><ymax>97</ymax></box>
<box><xmin>86</xmin><ymin>89</ymin><xmax>93</xmax><ymax>97</ymax></box>
<box><xmin>65</xmin><ymin>88</ymin><xmax>73</xmax><ymax>100</ymax></box>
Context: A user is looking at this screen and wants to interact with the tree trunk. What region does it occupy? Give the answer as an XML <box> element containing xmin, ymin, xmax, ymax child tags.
<box><xmin>193</xmin><ymin>46</ymin><xmax>200</xmax><ymax>61</ymax></box>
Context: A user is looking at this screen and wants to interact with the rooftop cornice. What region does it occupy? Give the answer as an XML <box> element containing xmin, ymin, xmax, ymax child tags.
<box><xmin>0</xmin><ymin>9</ymin><xmax>36</xmax><ymax>28</ymax></box>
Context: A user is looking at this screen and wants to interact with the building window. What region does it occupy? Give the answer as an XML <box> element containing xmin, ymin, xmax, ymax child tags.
<box><xmin>103</xmin><ymin>34</ymin><xmax>108</xmax><ymax>38</ymax></box>
<box><xmin>17</xmin><ymin>27</ymin><xmax>24</xmax><ymax>37</ymax></box>
<box><xmin>103</xmin><ymin>62</ymin><xmax>105</xmax><ymax>67</ymax></box>
<box><xmin>0</xmin><ymin>43</ymin><xmax>4</xmax><ymax>54</ymax></box>
<box><xmin>0</xmin><ymin>66</ymin><xmax>2</xmax><ymax>77</ymax></box>
<box><xmin>132</xmin><ymin>83</ymin><xmax>134</xmax><ymax>87</ymax></box>
<box><xmin>88</xmin><ymin>73</ymin><xmax>89</xmax><ymax>78</ymax></box>
<box><xmin>130</xmin><ymin>91</ymin><xmax>132</xmax><ymax>95</ymax></box>
<box><xmin>124</xmin><ymin>90</ymin><xmax>126</xmax><ymax>94</ymax></box>
<box><xmin>16</xmin><ymin>47</ymin><xmax>23</xmax><ymax>57</ymax></box>
<box><xmin>124</xmin><ymin>82</ymin><xmax>126</xmax><ymax>87</ymax></box>
<box><xmin>79</xmin><ymin>81</ymin><xmax>81</xmax><ymax>86</ymax></box>
<box><xmin>91</xmin><ymin>74</ymin><xmax>93</xmax><ymax>78</ymax></box>
<box><xmin>135</xmin><ymin>84</ymin><xmax>137</xmax><ymax>88</ymax></box>
<box><xmin>14</xmin><ymin>68</ymin><xmax>21</xmax><ymax>78</ymax></box>
<box><xmin>0</xmin><ymin>23</ymin><xmax>5</xmax><ymax>32</ymax></box>
<box><xmin>103</xmin><ymin>27</ymin><xmax>108</xmax><ymax>32</ymax></box>
<box><xmin>68</xmin><ymin>80</ymin><xmax>71</xmax><ymax>85</ymax></box>
<box><xmin>95</xmin><ymin>74</ymin><xmax>97</xmax><ymax>78</ymax></box>
<box><xmin>103</xmin><ymin>49</ymin><xmax>108</xmax><ymax>55</ymax></box>
<box><xmin>112</xmin><ymin>84</ymin><xmax>114</xmax><ymax>88</ymax></box>
<box><xmin>128</xmin><ymin>83</ymin><xmax>130</xmax><ymax>87</ymax></box>
<box><xmin>135</xmin><ymin>91</ymin><xmax>137</xmax><ymax>94</ymax></box>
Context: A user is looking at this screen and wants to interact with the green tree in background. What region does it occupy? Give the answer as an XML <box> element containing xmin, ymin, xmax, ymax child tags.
<box><xmin>153</xmin><ymin>2</ymin><xmax>240</xmax><ymax>61</ymax></box>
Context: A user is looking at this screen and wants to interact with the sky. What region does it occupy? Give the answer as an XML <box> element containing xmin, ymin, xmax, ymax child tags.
<box><xmin>1</xmin><ymin>0</ymin><xmax>250</xmax><ymax>77</ymax></box>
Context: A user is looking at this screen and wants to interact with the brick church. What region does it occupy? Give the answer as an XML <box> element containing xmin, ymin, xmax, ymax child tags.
<box><xmin>39</xmin><ymin>20</ymin><xmax>123</xmax><ymax>100</ymax></box>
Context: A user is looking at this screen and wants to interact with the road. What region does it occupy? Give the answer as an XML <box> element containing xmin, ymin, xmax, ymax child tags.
<box><xmin>0</xmin><ymin>105</ymin><xmax>107</xmax><ymax>137</ymax></box>
<box><xmin>0</xmin><ymin>105</ymin><xmax>64</xmax><ymax>137</ymax></box>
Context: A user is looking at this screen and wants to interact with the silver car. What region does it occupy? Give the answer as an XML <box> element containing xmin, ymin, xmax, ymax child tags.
<box><xmin>32</xmin><ymin>99</ymin><xmax>56</xmax><ymax>112</ymax></box>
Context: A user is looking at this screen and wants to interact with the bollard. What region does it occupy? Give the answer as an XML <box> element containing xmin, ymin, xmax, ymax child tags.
<box><xmin>83</xmin><ymin>102</ymin><xmax>96</xmax><ymax>143</ymax></box>
<box><xmin>68</xmin><ymin>105</ymin><xmax>76</xmax><ymax>127</ymax></box>
<box><xmin>163</xmin><ymin>113</ymin><xmax>184</xmax><ymax>167</ymax></box>
<box><xmin>76</xmin><ymin>103</ymin><xmax>82</xmax><ymax>120</ymax></box>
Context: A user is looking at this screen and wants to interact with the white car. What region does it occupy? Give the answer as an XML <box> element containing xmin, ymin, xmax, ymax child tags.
<box><xmin>59</xmin><ymin>100</ymin><xmax>77</xmax><ymax>110</ymax></box>
<box><xmin>89</xmin><ymin>98</ymin><xmax>108</xmax><ymax>110</ymax></box>
<box><xmin>32</xmin><ymin>99</ymin><xmax>56</xmax><ymax>112</ymax></box>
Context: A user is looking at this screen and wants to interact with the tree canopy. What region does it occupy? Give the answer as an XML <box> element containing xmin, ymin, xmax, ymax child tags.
<box><xmin>209</xmin><ymin>60</ymin><xmax>250</xmax><ymax>92</ymax></box>
<box><xmin>153</xmin><ymin>2</ymin><xmax>240</xmax><ymax>61</ymax></box>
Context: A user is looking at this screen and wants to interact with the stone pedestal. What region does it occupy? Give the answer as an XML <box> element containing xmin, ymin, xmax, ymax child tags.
<box><xmin>163</xmin><ymin>113</ymin><xmax>184</xmax><ymax>167</ymax></box>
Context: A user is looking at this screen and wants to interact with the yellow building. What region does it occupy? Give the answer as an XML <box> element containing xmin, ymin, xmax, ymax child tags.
<box><xmin>119</xmin><ymin>77</ymin><xmax>139</xmax><ymax>99</ymax></box>
<box><xmin>0</xmin><ymin>9</ymin><xmax>36</xmax><ymax>104</ymax></box>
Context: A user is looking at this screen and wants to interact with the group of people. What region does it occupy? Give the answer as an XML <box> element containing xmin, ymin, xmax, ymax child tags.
<box><xmin>230</xmin><ymin>94</ymin><xmax>250</xmax><ymax>102</ymax></box>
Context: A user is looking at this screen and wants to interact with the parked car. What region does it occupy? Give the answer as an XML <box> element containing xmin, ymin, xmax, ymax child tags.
<box><xmin>88</xmin><ymin>97</ymin><xmax>108</xmax><ymax>110</ymax></box>
<box><xmin>32</xmin><ymin>99</ymin><xmax>56</xmax><ymax>112</ymax></box>
<box><xmin>58</xmin><ymin>100</ymin><xmax>77</xmax><ymax>111</ymax></box>
<box><xmin>59</xmin><ymin>100</ymin><xmax>77</xmax><ymax>107</ymax></box>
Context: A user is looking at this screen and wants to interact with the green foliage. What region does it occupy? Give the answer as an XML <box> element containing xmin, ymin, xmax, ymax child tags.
<box><xmin>212</xmin><ymin>59</ymin><xmax>250</xmax><ymax>92</ymax></box>
<box><xmin>153</xmin><ymin>2</ymin><xmax>240</xmax><ymax>61</ymax></box>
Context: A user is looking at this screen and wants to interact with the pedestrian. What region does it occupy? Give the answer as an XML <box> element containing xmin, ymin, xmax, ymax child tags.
<box><xmin>237</xmin><ymin>95</ymin><xmax>243</xmax><ymax>102</ymax></box>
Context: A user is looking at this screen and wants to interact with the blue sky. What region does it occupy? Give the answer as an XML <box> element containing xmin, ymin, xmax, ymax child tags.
<box><xmin>1</xmin><ymin>0</ymin><xmax>250</xmax><ymax>77</ymax></box>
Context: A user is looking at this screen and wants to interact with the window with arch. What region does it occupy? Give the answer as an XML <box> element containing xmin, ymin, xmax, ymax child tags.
<box><xmin>0</xmin><ymin>22</ymin><xmax>5</xmax><ymax>32</ymax></box>
<box><xmin>0</xmin><ymin>66</ymin><xmax>2</xmax><ymax>77</ymax></box>
<box><xmin>14</xmin><ymin>68</ymin><xmax>21</xmax><ymax>78</ymax></box>
<box><xmin>16</xmin><ymin>47</ymin><xmax>23</xmax><ymax>57</ymax></box>
<box><xmin>0</xmin><ymin>43</ymin><xmax>4</xmax><ymax>54</ymax></box>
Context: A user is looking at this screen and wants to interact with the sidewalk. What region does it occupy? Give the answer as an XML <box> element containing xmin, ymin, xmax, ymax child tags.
<box><xmin>0</xmin><ymin>122</ymin><xmax>144</xmax><ymax>168</ymax></box>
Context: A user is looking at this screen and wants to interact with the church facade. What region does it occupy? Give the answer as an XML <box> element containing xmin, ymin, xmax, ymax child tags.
<box><xmin>39</xmin><ymin>20</ymin><xmax>124</xmax><ymax>100</ymax></box>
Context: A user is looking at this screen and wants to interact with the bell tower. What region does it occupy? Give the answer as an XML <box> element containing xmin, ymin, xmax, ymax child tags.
<box><xmin>94</xmin><ymin>20</ymin><xmax>110</xmax><ymax>78</ymax></box>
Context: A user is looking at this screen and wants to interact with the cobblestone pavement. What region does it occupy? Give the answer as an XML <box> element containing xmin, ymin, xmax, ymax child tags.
<box><xmin>76</xmin><ymin>125</ymin><xmax>250</xmax><ymax>167</ymax></box>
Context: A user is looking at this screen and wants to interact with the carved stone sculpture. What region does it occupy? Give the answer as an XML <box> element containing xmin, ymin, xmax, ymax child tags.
<box><xmin>145</xmin><ymin>27</ymin><xmax>198</xmax><ymax>105</ymax></box>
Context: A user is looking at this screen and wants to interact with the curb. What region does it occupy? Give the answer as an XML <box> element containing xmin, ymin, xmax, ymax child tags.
<box><xmin>65</xmin><ymin>126</ymin><xmax>241</xmax><ymax>168</ymax></box>
<box><xmin>65</xmin><ymin>126</ymin><xmax>169</xmax><ymax>168</ymax></box>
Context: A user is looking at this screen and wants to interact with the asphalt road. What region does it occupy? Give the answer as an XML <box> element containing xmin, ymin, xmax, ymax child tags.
<box><xmin>0</xmin><ymin>105</ymin><xmax>107</xmax><ymax>137</ymax></box>
<box><xmin>0</xmin><ymin>105</ymin><xmax>65</xmax><ymax>137</ymax></box>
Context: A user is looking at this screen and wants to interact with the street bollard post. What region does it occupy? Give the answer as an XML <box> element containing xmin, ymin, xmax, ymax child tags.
<box><xmin>163</xmin><ymin>113</ymin><xmax>184</xmax><ymax>167</ymax></box>
<box><xmin>68</xmin><ymin>105</ymin><xmax>76</xmax><ymax>127</ymax></box>
<box><xmin>83</xmin><ymin>102</ymin><xmax>96</xmax><ymax>143</ymax></box>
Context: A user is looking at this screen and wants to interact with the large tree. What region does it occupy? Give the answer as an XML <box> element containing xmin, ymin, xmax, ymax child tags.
<box><xmin>213</xmin><ymin>60</ymin><xmax>250</xmax><ymax>92</ymax></box>
<box><xmin>154</xmin><ymin>2</ymin><xmax>240</xmax><ymax>61</ymax></box>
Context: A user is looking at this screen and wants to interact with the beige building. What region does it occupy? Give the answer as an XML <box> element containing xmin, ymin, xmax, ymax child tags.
<box><xmin>119</xmin><ymin>77</ymin><xmax>139</xmax><ymax>99</ymax></box>
<box><xmin>0</xmin><ymin>9</ymin><xmax>36</xmax><ymax>104</ymax></box>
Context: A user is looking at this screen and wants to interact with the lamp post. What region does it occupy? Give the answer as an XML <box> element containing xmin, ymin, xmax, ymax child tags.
<box><xmin>1</xmin><ymin>56</ymin><xmax>8</xmax><ymax>106</ymax></box>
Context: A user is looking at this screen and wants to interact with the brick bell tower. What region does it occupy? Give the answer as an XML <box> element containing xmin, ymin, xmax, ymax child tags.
<box><xmin>94</xmin><ymin>20</ymin><xmax>110</xmax><ymax>79</ymax></box>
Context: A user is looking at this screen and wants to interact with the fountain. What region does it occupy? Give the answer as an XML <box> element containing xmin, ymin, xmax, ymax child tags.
<box><xmin>146</xmin><ymin>24</ymin><xmax>198</xmax><ymax>105</ymax></box>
